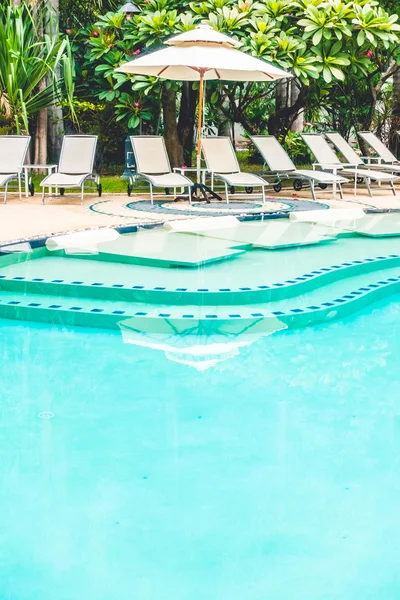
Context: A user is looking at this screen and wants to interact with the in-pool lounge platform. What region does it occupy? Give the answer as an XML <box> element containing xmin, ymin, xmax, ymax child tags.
<box><xmin>84</xmin><ymin>230</ymin><xmax>249</xmax><ymax>268</ymax></box>
<box><xmin>2</xmin><ymin>212</ymin><xmax>400</xmax><ymax>367</ymax></box>
<box><xmin>50</xmin><ymin>222</ymin><xmax>338</xmax><ymax>268</ymax></box>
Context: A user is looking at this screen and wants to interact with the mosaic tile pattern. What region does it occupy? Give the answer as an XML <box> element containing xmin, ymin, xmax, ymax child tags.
<box><xmin>1</xmin><ymin>253</ymin><xmax>398</xmax><ymax>298</ymax></box>
<box><xmin>1</xmin><ymin>273</ymin><xmax>400</xmax><ymax>329</ymax></box>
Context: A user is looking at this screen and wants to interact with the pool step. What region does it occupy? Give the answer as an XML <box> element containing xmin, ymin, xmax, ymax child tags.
<box><xmin>1</xmin><ymin>266</ymin><xmax>400</xmax><ymax>332</ymax></box>
<box><xmin>1</xmin><ymin>252</ymin><xmax>400</xmax><ymax>306</ymax></box>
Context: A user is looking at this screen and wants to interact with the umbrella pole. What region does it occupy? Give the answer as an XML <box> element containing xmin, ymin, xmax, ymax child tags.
<box><xmin>190</xmin><ymin>69</ymin><xmax>222</xmax><ymax>202</ymax></box>
<box><xmin>196</xmin><ymin>71</ymin><xmax>204</xmax><ymax>185</ymax></box>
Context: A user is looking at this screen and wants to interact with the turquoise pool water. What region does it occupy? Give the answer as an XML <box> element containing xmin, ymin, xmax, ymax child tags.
<box><xmin>1</xmin><ymin>296</ymin><xmax>400</xmax><ymax>600</ymax></box>
<box><xmin>5</xmin><ymin>235</ymin><xmax>400</xmax><ymax>289</ymax></box>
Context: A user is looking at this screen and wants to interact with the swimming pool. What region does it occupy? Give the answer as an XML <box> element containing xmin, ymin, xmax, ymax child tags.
<box><xmin>1</xmin><ymin>296</ymin><xmax>400</xmax><ymax>599</ymax></box>
<box><xmin>1</xmin><ymin>217</ymin><xmax>400</xmax><ymax>598</ymax></box>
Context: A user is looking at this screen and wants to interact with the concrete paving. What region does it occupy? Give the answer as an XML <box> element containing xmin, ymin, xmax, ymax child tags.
<box><xmin>1</xmin><ymin>188</ymin><xmax>400</xmax><ymax>244</ymax></box>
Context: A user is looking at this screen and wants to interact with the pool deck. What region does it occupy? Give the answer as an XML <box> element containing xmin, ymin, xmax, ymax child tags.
<box><xmin>1</xmin><ymin>188</ymin><xmax>400</xmax><ymax>244</ymax></box>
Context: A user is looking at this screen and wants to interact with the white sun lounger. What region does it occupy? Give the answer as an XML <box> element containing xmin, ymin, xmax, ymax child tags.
<box><xmin>130</xmin><ymin>136</ymin><xmax>192</xmax><ymax>205</ymax></box>
<box><xmin>358</xmin><ymin>131</ymin><xmax>400</xmax><ymax>170</ymax></box>
<box><xmin>201</xmin><ymin>136</ymin><xmax>269</xmax><ymax>203</ymax></box>
<box><xmin>40</xmin><ymin>135</ymin><xmax>101</xmax><ymax>204</ymax></box>
<box><xmin>325</xmin><ymin>132</ymin><xmax>400</xmax><ymax>193</ymax></box>
<box><xmin>303</xmin><ymin>133</ymin><xmax>398</xmax><ymax>197</ymax></box>
<box><xmin>251</xmin><ymin>135</ymin><xmax>348</xmax><ymax>201</ymax></box>
<box><xmin>0</xmin><ymin>135</ymin><xmax>30</xmax><ymax>203</ymax></box>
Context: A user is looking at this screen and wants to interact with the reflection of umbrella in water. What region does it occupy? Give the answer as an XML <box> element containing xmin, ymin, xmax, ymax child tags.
<box><xmin>118</xmin><ymin>315</ymin><xmax>287</xmax><ymax>370</ymax></box>
<box><xmin>117</xmin><ymin>24</ymin><xmax>291</xmax><ymax>201</ymax></box>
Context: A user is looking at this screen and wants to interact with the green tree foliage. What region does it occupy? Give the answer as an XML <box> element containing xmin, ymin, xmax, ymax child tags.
<box><xmin>60</xmin><ymin>0</ymin><xmax>116</xmax><ymax>29</ymax></box>
<box><xmin>0</xmin><ymin>1</ymin><xmax>75</xmax><ymax>134</ymax></box>
<box><xmin>73</xmin><ymin>0</ymin><xmax>400</xmax><ymax>135</ymax></box>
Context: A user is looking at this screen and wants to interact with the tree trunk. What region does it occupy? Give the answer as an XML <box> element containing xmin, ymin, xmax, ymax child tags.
<box><xmin>290</xmin><ymin>79</ymin><xmax>304</xmax><ymax>133</ymax></box>
<box><xmin>222</xmin><ymin>86</ymin><xmax>257</xmax><ymax>135</ymax></box>
<box><xmin>217</xmin><ymin>96</ymin><xmax>231</xmax><ymax>137</ymax></box>
<box><xmin>46</xmin><ymin>0</ymin><xmax>64</xmax><ymax>162</ymax></box>
<box><xmin>31</xmin><ymin>0</ymin><xmax>47</xmax><ymax>166</ymax></box>
<box><xmin>34</xmin><ymin>82</ymin><xmax>48</xmax><ymax>166</ymax></box>
<box><xmin>276</xmin><ymin>79</ymin><xmax>289</xmax><ymax>112</ymax></box>
<box><xmin>268</xmin><ymin>84</ymin><xmax>307</xmax><ymax>138</ymax></box>
<box><xmin>177</xmin><ymin>82</ymin><xmax>197</xmax><ymax>167</ymax></box>
<box><xmin>390</xmin><ymin>68</ymin><xmax>400</xmax><ymax>156</ymax></box>
<box><xmin>48</xmin><ymin>104</ymin><xmax>63</xmax><ymax>161</ymax></box>
<box><xmin>162</xmin><ymin>86</ymin><xmax>184</xmax><ymax>168</ymax></box>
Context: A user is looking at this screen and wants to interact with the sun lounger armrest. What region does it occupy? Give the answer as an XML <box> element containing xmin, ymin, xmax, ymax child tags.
<box><xmin>360</xmin><ymin>156</ymin><xmax>380</xmax><ymax>162</ymax></box>
<box><xmin>312</xmin><ymin>163</ymin><xmax>344</xmax><ymax>171</ymax></box>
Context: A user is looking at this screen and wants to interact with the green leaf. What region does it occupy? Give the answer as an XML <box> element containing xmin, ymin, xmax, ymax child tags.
<box><xmin>128</xmin><ymin>115</ymin><xmax>140</xmax><ymax>129</ymax></box>
<box><xmin>323</xmin><ymin>66</ymin><xmax>332</xmax><ymax>83</ymax></box>
<box><xmin>210</xmin><ymin>91</ymin><xmax>219</xmax><ymax>104</ymax></box>
<box><xmin>331</xmin><ymin>41</ymin><xmax>342</xmax><ymax>54</ymax></box>
<box><xmin>329</xmin><ymin>66</ymin><xmax>345</xmax><ymax>80</ymax></box>
<box><xmin>312</xmin><ymin>28</ymin><xmax>323</xmax><ymax>45</ymax></box>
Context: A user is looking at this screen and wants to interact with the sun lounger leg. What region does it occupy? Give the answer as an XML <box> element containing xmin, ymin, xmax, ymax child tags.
<box><xmin>390</xmin><ymin>180</ymin><xmax>396</xmax><ymax>196</ymax></box>
<box><xmin>310</xmin><ymin>180</ymin><xmax>316</xmax><ymax>202</ymax></box>
<box><xmin>188</xmin><ymin>185</ymin><xmax>192</xmax><ymax>205</ymax></box>
<box><xmin>365</xmin><ymin>178</ymin><xmax>372</xmax><ymax>197</ymax></box>
<box><xmin>18</xmin><ymin>174</ymin><xmax>22</xmax><ymax>200</ymax></box>
<box><xmin>262</xmin><ymin>185</ymin><xmax>265</xmax><ymax>203</ymax></box>
<box><xmin>4</xmin><ymin>182</ymin><xmax>8</xmax><ymax>204</ymax></box>
<box><xmin>150</xmin><ymin>183</ymin><xmax>154</xmax><ymax>205</ymax></box>
<box><xmin>42</xmin><ymin>188</ymin><xmax>45</xmax><ymax>205</ymax></box>
<box><xmin>224</xmin><ymin>182</ymin><xmax>229</xmax><ymax>204</ymax></box>
<box><xmin>338</xmin><ymin>183</ymin><xmax>344</xmax><ymax>200</ymax></box>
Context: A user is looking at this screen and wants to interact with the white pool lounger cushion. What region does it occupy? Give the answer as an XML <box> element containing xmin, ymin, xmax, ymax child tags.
<box><xmin>290</xmin><ymin>208</ymin><xmax>365</xmax><ymax>223</ymax></box>
<box><xmin>164</xmin><ymin>216</ymin><xmax>240</xmax><ymax>232</ymax></box>
<box><xmin>166</xmin><ymin>218</ymin><xmax>337</xmax><ymax>249</ymax></box>
<box><xmin>46</xmin><ymin>229</ymin><xmax>120</xmax><ymax>254</ymax></box>
<box><xmin>352</xmin><ymin>213</ymin><xmax>400</xmax><ymax>237</ymax></box>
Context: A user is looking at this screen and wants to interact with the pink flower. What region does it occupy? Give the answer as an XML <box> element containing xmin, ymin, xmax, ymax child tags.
<box><xmin>134</xmin><ymin>49</ymin><xmax>141</xmax><ymax>55</ymax></box>
<box><xmin>134</xmin><ymin>101</ymin><xmax>140</xmax><ymax>107</ymax></box>
<box><xmin>366</xmin><ymin>49</ymin><xmax>373</xmax><ymax>59</ymax></box>
<box><xmin>181</xmin><ymin>165</ymin><xmax>187</xmax><ymax>170</ymax></box>
<box><xmin>92</xmin><ymin>31</ymin><xmax>99</xmax><ymax>37</ymax></box>
<box><xmin>66</xmin><ymin>29</ymin><xmax>71</xmax><ymax>34</ymax></box>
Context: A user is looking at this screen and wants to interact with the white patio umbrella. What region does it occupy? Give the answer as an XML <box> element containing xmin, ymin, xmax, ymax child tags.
<box><xmin>117</xmin><ymin>24</ymin><xmax>291</xmax><ymax>198</ymax></box>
